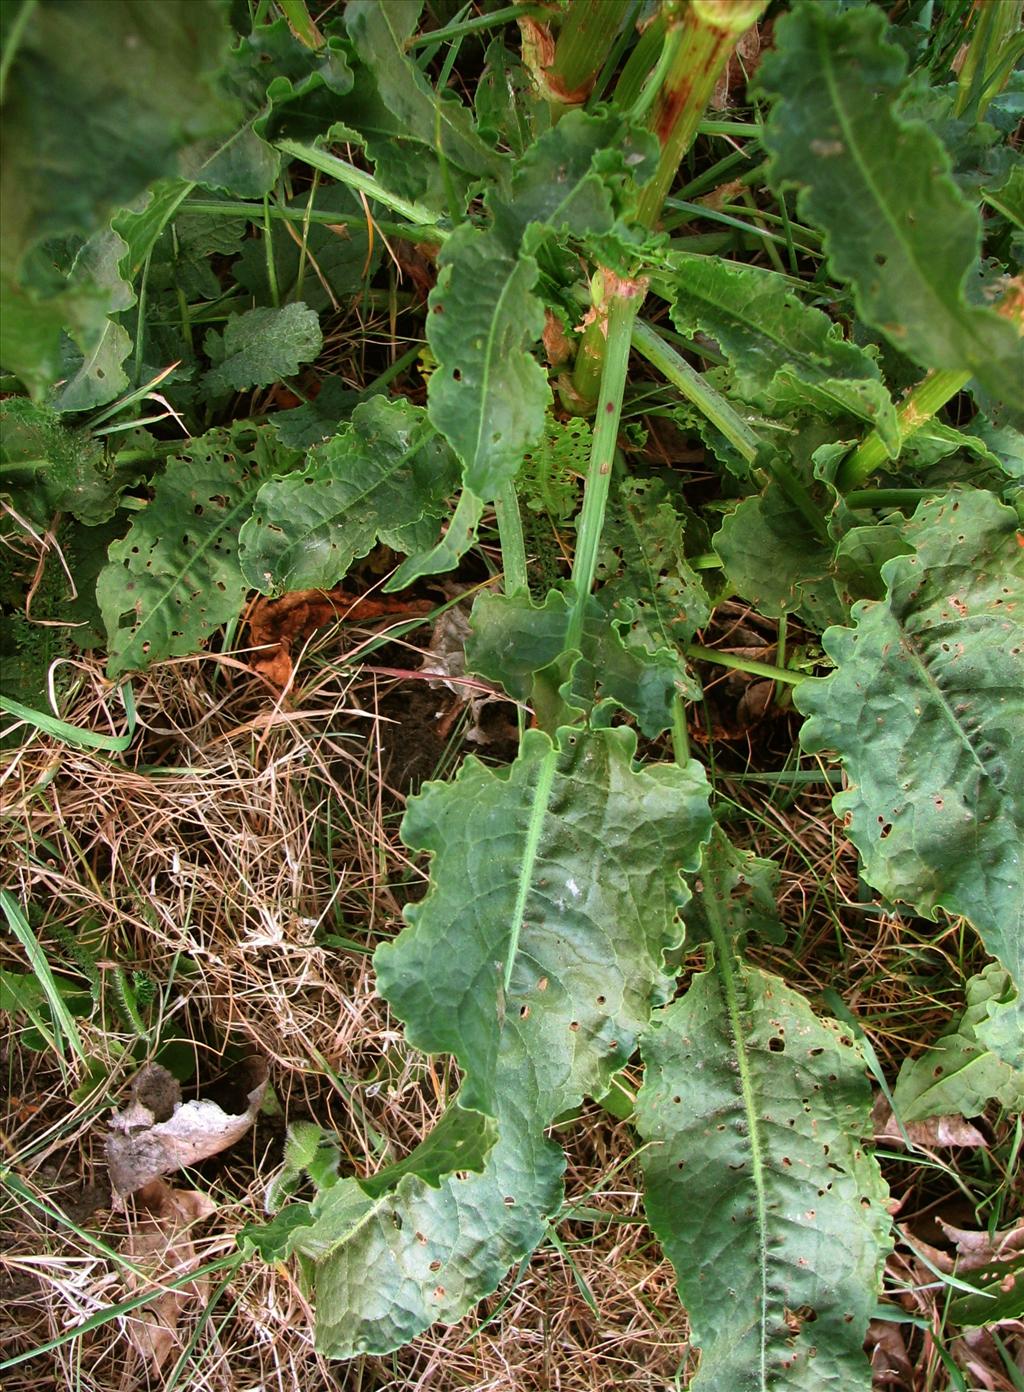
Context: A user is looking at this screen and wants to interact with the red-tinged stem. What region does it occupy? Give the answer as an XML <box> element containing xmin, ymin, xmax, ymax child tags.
<box><xmin>636</xmin><ymin>0</ymin><xmax>768</xmax><ymax>229</ymax></box>
<box><xmin>519</xmin><ymin>0</ymin><xmax>630</xmax><ymax>109</ymax></box>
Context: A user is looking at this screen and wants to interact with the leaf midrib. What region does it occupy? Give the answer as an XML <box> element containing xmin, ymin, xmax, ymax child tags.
<box><xmin>273</xmin><ymin>421</ymin><xmax>434</xmax><ymax>577</ymax></box>
<box><xmin>704</xmin><ymin>876</ymin><xmax>770</xmax><ymax>1391</ymax></box>
<box><xmin>470</xmin><ymin>249</ymin><xmax>522</xmax><ymax>479</ymax></box>
<box><xmin>814</xmin><ymin>15</ymin><xmax>976</xmax><ymax>362</ymax></box>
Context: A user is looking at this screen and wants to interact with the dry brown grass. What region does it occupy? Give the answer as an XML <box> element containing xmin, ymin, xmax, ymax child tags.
<box><xmin>0</xmin><ymin>654</ymin><xmax>692</xmax><ymax>1390</ymax></box>
<box><xmin>2</xmin><ymin>650</ymin><xmax>1020</xmax><ymax>1391</ymax></box>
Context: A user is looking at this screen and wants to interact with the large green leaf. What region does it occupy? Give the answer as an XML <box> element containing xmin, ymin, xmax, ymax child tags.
<box><xmin>98</xmin><ymin>428</ymin><xmax>293</xmax><ymax>676</ymax></box>
<box><xmin>796</xmin><ymin>489</ymin><xmax>1024</xmax><ymax>997</ymax></box>
<box><xmin>0</xmin><ymin>0</ymin><xmax>233</xmax><ymax>395</ymax></box>
<box><xmin>667</xmin><ymin>253</ymin><xmax>897</xmax><ymax>445</ymax></box>
<box><xmin>713</xmin><ymin>431</ymin><xmax>846</xmax><ymax>625</ymax></box>
<box><xmin>426</xmin><ymin>223</ymin><xmax>549</xmax><ymax>500</ymax></box>
<box><xmin>892</xmin><ymin>965</ymin><xmax>1024</xmax><ymax>1120</ymax></box>
<box><xmin>299</xmin><ymin>727</ymin><xmax>712</xmax><ymax>1355</ymax></box>
<box><xmin>637</xmin><ymin>833</ymin><xmax>890</xmax><ymax>1391</ymax></box>
<box><xmin>467</xmin><ymin>588</ymin><xmax>695</xmax><ymax>737</ymax></box>
<box><xmin>344</xmin><ymin>0</ymin><xmax>504</xmax><ymax>182</ymax></box>
<box><xmin>759</xmin><ymin>4</ymin><xmax>1023</xmax><ymax>412</ymax></box>
<box><xmin>202</xmin><ymin>303</ymin><xmax>322</xmax><ymax>396</ymax></box>
<box><xmin>488</xmin><ymin>108</ymin><xmax>658</xmax><ymax>254</ymax></box>
<box><xmin>239</xmin><ymin>397</ymin><xmax>459</xmax><ymax>595</ymax></box>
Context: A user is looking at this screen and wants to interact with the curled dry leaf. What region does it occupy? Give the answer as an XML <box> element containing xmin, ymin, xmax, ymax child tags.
<box><xmin>107</xmin><ymin>1063</ymin><xmax>266</xmax><ymax>1197</ymax></box>
<box><xmin>247</xmin><ymin>587</ymin><xmax>434</xmax><ymax>687</ymax></box>
<box><xmin>939</xmin><ymin>1218</ymin><xmax>1024</xmax><ymax>1272</ymax></box>
<box><xmin>123</xmin><ymin>1179</ymin><xmax>217</xmax><ymax>1374</ymax></box>
<box><xmin>872</xmin><ymin>1095</ymin><xmax>987</xmax><ymax>1149</ymax></box>
<box><xmin>866</xmin><ymin>1318</ymin><xmax>914</xmax><ymax>1391</ymax></box>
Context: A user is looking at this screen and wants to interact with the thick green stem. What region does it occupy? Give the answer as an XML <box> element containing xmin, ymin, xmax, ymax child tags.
<box><xmin>836</xmin><ymin>368</ymin><xmax>971</xmax><ymax>491</ymax></box>
<box><xmin>685</xmin><ymin>644</ymin><xmax>805</xmax><ymax>686</ymax></box>
<box><xmin>954</xmin><ymin>0</ymin><xmax>1024</xmax><ymax>120</ymax></box>
<box><xmin>631</xmin><ymin>317</ymin><xmax>760</xmax><ymax>465</ymax></box>
<box><xmin>564</xmin><ymin>269</ymin><xmax>609</xmax><ymax>415</ymax></box>
<box><xmin>671</xmin><ymin>694</ymin><xmax>690</xmax><ymax>767</ymax></box>
<box><xmin>840</xmin><ymin>281</ymin><xmax>1022</xmax><ymax>490</ymax></box>
<box><xmin>520</xmin><ymin>0</ymin><xmax>629</xmax><ymax>108</ymax></box>
<box><xmin>636</xmin><ymin>0</ymin><xmax>768</xmax><ymax>229</ymax></box>
<box><xmin>566</xmin><ymin>282</ymin><xmax>645</xmax><ymax>654</ymax></box>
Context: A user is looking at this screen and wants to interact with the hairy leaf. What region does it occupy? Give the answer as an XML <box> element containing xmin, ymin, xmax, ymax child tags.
<box><xmin>667</xmin><ymin>253</ymin><xmax>897</xmax><ymax>445</ymax></box>
<box><xmin>682</xmin><ymin>827</ymin><xmax>784</xmax><ymax>951</ymax></box>
<box><xmin>98</xmin><ymin>428</ymin><xmax>292</xmax><ymax>676</ymax></box>
<box><xmin>759</xmin><ymin>4</ymin><xmax>1023</xmax><ymax>412</ymax></box>
<box><xmin>426</xmin><ymin>224</ymin><xmax>549</xmax><ymax>499</ymax></box>
<box><xmin>797</xmin><ymin>489</ymin><xmax>1024</xmax><ymax>997</ymax></box>
<box><xmin>202</xmin><ymin>303</ymin><xmax>322</xmax><ymax>395</ymax></box>
<box><xmin>637</xmin><ymin>832</ymin><xmax>890</xmax><ymax>1390</ymax></box>
<box><xmin>239</xmin><ymin>397</ymin><xmax>459</xmax><ymax>594</ymax></box>
<box><xmin>893</xmin><ymin>964</ymin><xmax>1024</xmax><ymax>1119</ymax></box>
<box><xmin>0</xmin><ymin>398</ymin><xmax>142</xmax><ymax>526</ymax></box>
<box><xmin>302</xmin><ymin>727</ymin><xmax>711</xmax><ymax>1355</ymax></box>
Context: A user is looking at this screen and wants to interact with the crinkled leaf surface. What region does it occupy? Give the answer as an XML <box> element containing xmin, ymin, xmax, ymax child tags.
<box><xmin>488</xmin><ymin>108</ymin><xmax>658</xmax><ymax>254</ymax></box>
<box><xmin>637</xmin><ymin>832</ymin><xmax>890</xmax><ymax>1392</ymax></box>
<box><xmin>239</xmin><ymin>397</ymin><xmax>459</xmax><ymax>595</ymax></box>
<box><xmin>202</xmin><ymin>303</ymin><xmax>322</xmax><ymax>395</ymax></box>
<box><xmin>797</xmin><ymin>489</ymin><xmax>1024</xmax><ymax>998</ymax></box>
<box><xmin>759</xmin><ymin>4</ymin><xmax>1023</xmax><ymax>413</ymax></box>
<box><xmin>426</xmin><ymin>224</ymin><xmax>549</xmax><ymax>499</ymax></box>
<box><xmin>303</xmin><ymin>727</ymin><xmax>711</xmax><ymax>1355</ymax></box>
<box><xmin>683</xmin><ymin>828</ymin><xmax>784</xmax><ymax>952</ymax></box>
<box><xmin>893</xmin><ymin>964</ymin><xmax>1024</xmax><ymax>1120</ymax></box>
<box><xmin>595</xmin><ymin>476</ymin><xmax>712</xmax><ymax>654</ymax></box>
<box><xmin>98</xmin><ymin>428</ymin><xmax>292</xmax><ymax>676</ymax></box>
<box><xmin>667</xmin><ymin>253</ymin><xmax>897</xmax><ymax>445</ymax></box>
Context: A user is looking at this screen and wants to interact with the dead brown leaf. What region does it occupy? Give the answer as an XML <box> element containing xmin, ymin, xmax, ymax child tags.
<box><xmin>939</xmin><ymin>1218</ymin><xmax>1024</xmax><ymax>1273</ymax></box>
<box><xmin>867</xmin><ymin>1318</ymin><xmax>914</xmax><ymax>1390</ymax></box>
<box><xmin>873</xmin><ymin>1096</ymin><xmax>988</xmax><ymax>1149</ymax></box>
<box><xmin>247</xmin><ymin>588</ymin><xmax>435</xmax><ymax>686</ymax></box>
<box><xmin>123</xmin><ymin>1179</ymin><xmax>217</xmax><ymax>1374</ymax></box>
<box><xmin>107</xmin><ymin>1064</ymin><xmax>266</xmax><ymax>1197</ymax></box>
